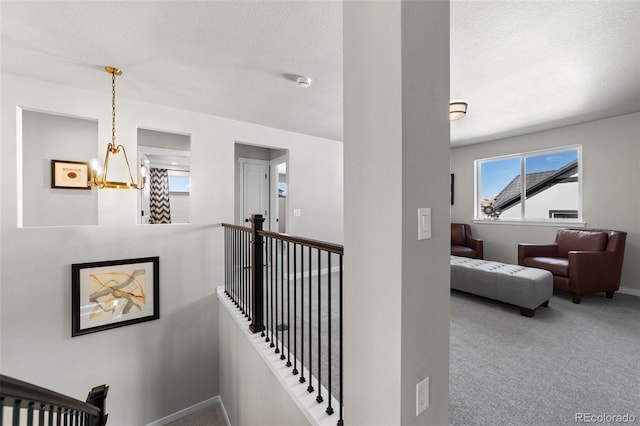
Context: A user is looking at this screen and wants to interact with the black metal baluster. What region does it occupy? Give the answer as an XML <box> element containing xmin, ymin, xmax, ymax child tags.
<box><xmin>274</xmin><ymin>236</ymin><xmax>280</xmax><ymax>354</ymax></box>
<box><xmin>293</xmin><ymin>243</ymin><xmax>299</xmax><ymax>375</ymax></box>
<box><xmin>307</xmin><ymin>246</ymin><xmax>314</xmax><ymax>394</ymax></box>
<box><xmin>279</xmin><ymin>239</ymin><xmax>285</xmax><ymax>360</ymax></box>
<box><xmin>326</xmin><ymin>253</ymin><xmax>334</xmax><ymax>415</ymax></box>
<box><xmin>338</xmin><ymin>254</ymin><xmax>344</xmax><ymax>426</ymax></box>
<box><xmin>264</xmin><ymin>237</ymin><xmax>273</xmax><ymax>342</ymax></box>
<box><xmin>224</xmin><ymin>228</ymin><xmax>227</xmax><ymax>296</ymax></box>
<box><xmin>247</xmin><ymin>231</ymin><xmax>252</xmax><ymax>321</ymax></box>
<box><xmin>233</xmin><ymin>228</ymin><xmax>237</xmax><ymax>305</ymax></box>
<box><xmin>63</xmin><ymin>408</ymin><xmax>68</xmax><ymax>426</ymax></box>
<box><xmin>316</xmin><ymin>249</ymin><xmax>323</xmax><ymax>403</ymax></box>
<box><xmin>49</xmin><ymin>405</ymin><xmax>54</xmax><ymax>426</ymax></box>
<box><xmin>27</xmin><ymin>401</ymin><xmax>34</xmax><ymax>426</ymax></box>
<box><xmin>244</xmin><ymin>231</ymin><xmax>249</xmax><ymax>317</ymax></box>
<box><xmin>299</xmin><ymin>244</ymin><xmax>305</xmax><ymax>384</ymax></box>
<box><xmin>270</xmin><ymin>237</ymin><xmax>276</xmax><ymax>348</ymax></box>
<box><xmin>245</xmin><ymin>230</ymin><xmax>249</xmax><ymax>314</ymax></box>
<box><xmin>39</xmin><ymin>403</ymin><xmax>46</xmax><ymax>426</ymax></box>
<box><xmin>260</xmin><ymin>234</ymin><xmax>266</xmax><ymax>337</ymax></box>
<box><xmin>286</xmin><ymin>241</ymin><xmax>292</xmax><ymax>367</ymax></box>
<box><xmin>12</xmin><ymin>399</ymin><xmax>21</xmax><ymax>426</ymax></box>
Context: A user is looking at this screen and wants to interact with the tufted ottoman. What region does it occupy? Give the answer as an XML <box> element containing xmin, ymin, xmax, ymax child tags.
<box><xmin>450</xmin><ymin>255</ymin><xmax>553</xmax><ymax>317</ymax></box>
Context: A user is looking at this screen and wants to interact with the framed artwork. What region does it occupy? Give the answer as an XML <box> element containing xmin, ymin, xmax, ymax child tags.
<box><xmin>72</xmin><ymin>257</ymin><xmax>160</xmax><ymax>337</ymax></box>
<box><xmin>51</xmin><ymin>160</ymin><xmax>90</xmax><ymax>189</ymax></box>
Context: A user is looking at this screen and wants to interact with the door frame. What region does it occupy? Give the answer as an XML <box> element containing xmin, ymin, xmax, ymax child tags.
<box><xmin>270</xmin><ymin>154</ymin><xmax>288</xmax><ymax>233</ymax></box>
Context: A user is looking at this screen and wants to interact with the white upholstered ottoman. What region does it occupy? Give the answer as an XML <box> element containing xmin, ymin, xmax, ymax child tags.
<box><xmin>450</xmin><ymin>255</ymin><xmax>553</xmax><ymax>317</ymax></box>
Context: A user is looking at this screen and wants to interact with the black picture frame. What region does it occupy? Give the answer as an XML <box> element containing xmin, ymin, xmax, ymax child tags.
<box><xmin>72</xmin><ymin>257</ymin><xmax>160</xmax><ymax>337</ymax></box>
<box><xmin>450</xmin><ymin>173</ymin><xmax>455</xmax><ymax>205</ymax></box>
<box><xmin>51</xmin><ymin>159</ymin><xmax>90</xmax><ymax>189</ymax></box>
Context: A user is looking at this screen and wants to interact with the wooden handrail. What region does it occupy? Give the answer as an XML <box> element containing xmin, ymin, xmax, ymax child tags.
<box><xmin>221</xmin><ymin>223</ymin><xmax>343</xmax><ymax>254</ymax></box>
<box><xmin>258</xmin><ymin>230</ymin><xmax>344</xmax><ymax>255</ymax></box>
<box><xmin>221</xmin><ymin>223</ymin><xmax>252</xmax><ymax>232</ymax></box>
<box><xmin>0</xmin><ymin>374</ymin><xmax>107</xmax><ymax>423</ymax></box>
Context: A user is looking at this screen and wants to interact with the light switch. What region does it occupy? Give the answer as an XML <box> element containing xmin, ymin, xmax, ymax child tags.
<box><xmin>418</xmin><ymin>208</ymin><xmax>431</xmax><ymax>240</ymax></box>
<box><xmin>293</xmin><ymin>208</ymin><xmax>301</xmax><ymax>217</ymax></box>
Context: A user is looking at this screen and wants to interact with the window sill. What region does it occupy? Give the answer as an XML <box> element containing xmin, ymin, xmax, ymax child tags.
<box><xmin>473</xmin><ymin>219</ymin><xmax>586</xmax><ymax>228</ymax></box>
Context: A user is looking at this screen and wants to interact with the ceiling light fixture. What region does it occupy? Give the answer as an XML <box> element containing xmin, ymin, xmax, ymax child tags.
<box><xmin>90</xmin><ymin>66</ymin><xmax>145</xmax><ymax>190</ymax></box>
<box><xmin>296</xmin><ymin>76</ymin><xmax>312</xmax><ymax>88</ymax></box>
<box><xmin>449</xmin><ymin>101</ymin><xmax>468</xmax><ymax>121</ymax></box>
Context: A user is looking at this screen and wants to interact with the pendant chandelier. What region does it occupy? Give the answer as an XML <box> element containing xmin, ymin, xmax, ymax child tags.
<box><xmin>90</xmin><ymin>66</ymin><xmax>145</xmax><ymax>190</ymax></box>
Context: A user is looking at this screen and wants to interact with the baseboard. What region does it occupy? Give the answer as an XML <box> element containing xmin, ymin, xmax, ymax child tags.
<box><xmin>618</xmin><ymin>286</ymin><xmax>640</xmax><ymax>297</ymax></box>
<box><xmin>145</xmin><ymin>395</ymin><xmax>230</xmax><ymax>426</ymax></box>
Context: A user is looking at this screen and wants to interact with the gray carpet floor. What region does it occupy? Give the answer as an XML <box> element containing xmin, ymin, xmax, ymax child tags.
<box><xmin>450</xmin><ymin>289</ymin><xmax>640</xmax><ymax>426</ymax></box>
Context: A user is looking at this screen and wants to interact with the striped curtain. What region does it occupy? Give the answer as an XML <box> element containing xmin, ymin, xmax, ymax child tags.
<box><xmin>149</xmin><ymin>168</ymin><xmax>171</xmax><ymax>224</ymax></box>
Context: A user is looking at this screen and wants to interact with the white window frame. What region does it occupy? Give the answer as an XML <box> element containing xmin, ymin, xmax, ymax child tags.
<box><xmin>473</xmin><ymin>145</ymin><xmax>585</xmax><ymax>227</ymax></box>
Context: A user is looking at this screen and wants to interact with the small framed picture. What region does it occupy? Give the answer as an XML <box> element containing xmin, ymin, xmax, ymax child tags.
<box><xmin>72</xmin><ymin>257</ymin><xmax>160</xmax><ymax>337</ymax></box>
<box><xmin>51</xmin><ymin>159</ymin><xmax>90</xmax><ymax>189</ymax></box>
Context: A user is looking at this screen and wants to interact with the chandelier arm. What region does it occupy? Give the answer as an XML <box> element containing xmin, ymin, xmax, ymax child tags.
<box><xmin>118</xmin><ymin>144</ymin><xmax>138</xmax><ymax>188</ymax></box>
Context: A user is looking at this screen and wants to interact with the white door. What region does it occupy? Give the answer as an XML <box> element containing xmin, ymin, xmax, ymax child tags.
<box><xmin>241</xmin><ymin>159</ymin><xmax>270</xmax><ymax>229</ymax></box>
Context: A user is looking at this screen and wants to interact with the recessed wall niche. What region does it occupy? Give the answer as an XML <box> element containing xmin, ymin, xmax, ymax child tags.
<box><xmin>21</xmin><ymin>110</ymin><xmax>98</xmax><ymax>227</ymax></box>
<box><xmin>137</xmin><ymin>128</ymin><xmax>191</xmax><ymax>225</ymax></box>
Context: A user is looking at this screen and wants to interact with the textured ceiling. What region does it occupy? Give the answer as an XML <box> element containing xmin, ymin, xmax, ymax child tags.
<box><xmin>1</xmin><ymin>1</ymin><xmax>638</xmax><ymax>146</ymax></box>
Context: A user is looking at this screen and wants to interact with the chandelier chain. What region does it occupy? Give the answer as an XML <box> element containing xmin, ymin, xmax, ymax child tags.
<box><xmin>111</xmin><ymin>71</ymin><xmax>116</xmax><ymax>144</ymax></box>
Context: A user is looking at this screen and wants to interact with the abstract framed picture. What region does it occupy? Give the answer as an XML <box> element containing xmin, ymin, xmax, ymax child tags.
<box><xmin>51</xmin><ymin>159</ymin><xmax>90</xmax><ymax>189</ymax></box>
<box><xmin>72</xmin><ymin>257</ymin><xmax>159</xmax><ymax>337</ymax></box>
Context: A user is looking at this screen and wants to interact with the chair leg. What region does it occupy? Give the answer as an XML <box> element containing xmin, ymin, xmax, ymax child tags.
<box><xmin>571</xmin><ymin>293</ymin><xmax>582</xmax><ymax>304</ymax></box>
<box><xmin>606</xmin><ymin>291</ymin><xmax>614</xmax><ymax>299</ymax></box>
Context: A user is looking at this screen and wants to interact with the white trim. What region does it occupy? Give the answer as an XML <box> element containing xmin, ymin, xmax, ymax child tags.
<box><xmin>144</xmin><ymin>396</ymin><xmax>229</xmax><ymax>426</ymax></box>
<box><xmin>473</xmin><ymin>219</ymin><xmax>586</xmax><ymax>228</ymax></box>
<box><xmin>217</xmin><ymin>286</ymin><xmax>340</xmax><ymax>426</ymax></box>
<box><xmin>618</xmin><ymin>286</ymin><xmax>640</xmax><ymax>297</ymax></box>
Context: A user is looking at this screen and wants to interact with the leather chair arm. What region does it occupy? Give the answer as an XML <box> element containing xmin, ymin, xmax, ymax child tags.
<box><xmin>518</xmin><ymin>243</ymin><xmax>558</xmax><ymax>264</ymax></box>
<box><xmin>568</xmin><ymin>251</ymin><xmax>620</xmax><ymax>293</ymax></box>
<box><xmin>466</xmin><ymin>237</ymin><xmax>484</xmax><ymax>260</ymax></box>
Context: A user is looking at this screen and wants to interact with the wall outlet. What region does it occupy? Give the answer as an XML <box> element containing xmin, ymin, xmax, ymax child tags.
<box><xmin>416</xmin><ymin>376</ymin><xmax>429</xmax><ymax>416</ymax></box>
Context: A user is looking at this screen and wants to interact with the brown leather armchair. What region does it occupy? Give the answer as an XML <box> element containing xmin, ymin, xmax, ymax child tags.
<box><xmin>451</xmin><ymin>223</ymin><xmax>484</xmax><ymax>259</ymax></box>
<box><xmin>518</xmin><ymin>228</ymin><xmax>627</xmax><ymax>304</ymax></box>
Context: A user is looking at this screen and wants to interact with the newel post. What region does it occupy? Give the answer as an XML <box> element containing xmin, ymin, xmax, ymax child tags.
<box><xmin>249</xmin><ymin>214</ymin><xmax>265</xmax><ymax>334</ymax></box>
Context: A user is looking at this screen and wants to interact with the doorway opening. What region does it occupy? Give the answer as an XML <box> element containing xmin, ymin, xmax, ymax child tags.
<box><xmin>235</xmin><ymin>143</ymin><xmax>288</xmax><ymax>232</ymax></box>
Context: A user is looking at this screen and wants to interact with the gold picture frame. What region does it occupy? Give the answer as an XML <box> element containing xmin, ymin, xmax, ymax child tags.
<box><xmin>51</xmin><ymin>159</ymin><xmax>90</xmax><ymax>189</ymax></box>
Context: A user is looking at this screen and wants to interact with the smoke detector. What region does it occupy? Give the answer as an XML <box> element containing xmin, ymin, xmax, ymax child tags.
<box><xmin>296</xmin><ymin>76</ymin><xmax>312</xmax><ymax>88</ymax></box>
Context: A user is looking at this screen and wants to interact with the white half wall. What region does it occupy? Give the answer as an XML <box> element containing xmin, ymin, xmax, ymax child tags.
<box><xmin>451</xmin><ymin>113</ymin><xmax>640</xmax><ymax>290</ymax></box>
<box><xmin>1</xmin><ymin>72</ymin><xmax>343</xmax><ymax>425</ymax></box>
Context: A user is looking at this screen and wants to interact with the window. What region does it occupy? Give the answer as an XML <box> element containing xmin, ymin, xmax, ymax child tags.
<box><xmin>476</xmin><ymin>146</ymin><xmax>581</xmax><ymax>222</ymax></box>
<box><xmin>168</xmin><ymin>171</ymin><xmax>190</xmax><ymax>194</ymax></box>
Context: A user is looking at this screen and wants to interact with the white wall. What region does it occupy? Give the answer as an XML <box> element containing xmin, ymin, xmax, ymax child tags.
<box><xmin>218</xmin><ymin>296</ymin><xmax>311</xmax><ymax>426</ymax></box>
<box><xmin>344</xmin><ymin>1</ymin><xmax>450</xmax><ymax>424</ymax></box>
<box><xmin>451</xmin><ymin>113</ymin><xmax>640</xmax><ymax>291</ymax></box>
<box><xmin>0</xmin><ymin>72</ymin><xmax>343</xmax><ymax>425</ymax></box>
<box><xmin>21</xmin><ymin>110</ymin><xmax>98</xmax><ymax>227</ymax></box>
